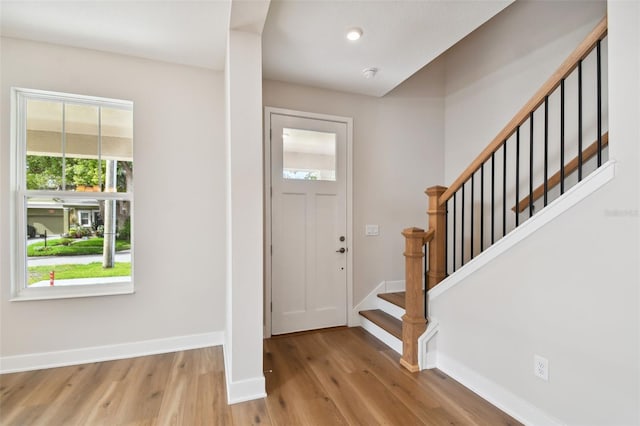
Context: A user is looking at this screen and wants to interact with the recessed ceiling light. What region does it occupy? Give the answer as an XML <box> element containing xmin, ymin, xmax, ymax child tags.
<box><xmin>346</xmin><ymin>28</ymin><xmax>363</xmax><ymax>41</ymax></box>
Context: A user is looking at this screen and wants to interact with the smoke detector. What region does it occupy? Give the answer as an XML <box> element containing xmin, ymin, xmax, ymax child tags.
<box><xmin>362</xmin><ymin>67</ymin><xmax>378</xmax><ymax>79</ymax></box>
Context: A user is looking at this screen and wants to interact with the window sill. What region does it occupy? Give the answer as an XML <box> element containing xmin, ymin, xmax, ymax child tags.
<box><xmin>10</xmin><ymin>280</ymin><xmax>134</xmax><ymax>302</ymax></box>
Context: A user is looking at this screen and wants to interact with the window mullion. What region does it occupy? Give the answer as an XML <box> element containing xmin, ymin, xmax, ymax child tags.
<box><xmin>62</xmin><ymin>102</ymin><xmax>67</xmax><ymax>191</ymax></box>
<box><xmin>98</xmin><ymin>106</ymin><xmax>103</xmax><ymax>190</ymax></box>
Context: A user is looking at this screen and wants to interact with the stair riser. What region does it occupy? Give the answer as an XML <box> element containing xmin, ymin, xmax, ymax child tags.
<box><xmin>377</xmin><ymin>297</ymin><xmax>405</xmax><ymax>321</ymax></box>
<box><xmin>360</xmin><ymin>317</ymin><xmax>402</xmax><ymax>355</ymax></box>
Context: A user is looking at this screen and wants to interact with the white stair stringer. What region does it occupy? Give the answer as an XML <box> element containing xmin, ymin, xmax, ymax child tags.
<box><xmin>430</xmin><ymin>160</ymin><xmax>616</xmax><ymax>302</ymax></box>
<box><xmin>352</xmin><ymin>279</ymin><xmax>405</xmax><ymax>323</ymax></box>
<box><xmin>418</xmin><ymin>318</ymin><xmax>439</xmax><ymax>370</ymax></box>
<box><xmin>355</xmin><ymin>280</ymin><xmax>406</xmax><ymax>355</ymax></box>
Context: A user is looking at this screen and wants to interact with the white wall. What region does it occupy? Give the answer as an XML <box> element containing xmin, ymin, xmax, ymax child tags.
<box><xmin>431</xmin><ymin>1</ymin><xmax>639</xmax><ymax>424</ymax></box>
<box><xmin>0</xmin><ymin>38</ymin><xmax>226</xmax><ymax>358</ymax></box>
<box><xmin>444</xmin><ymin>0</ymin><xmax>607</xmax><ymax>184</ymax></box>
<box><xmin>443</xmin><ymin>0</ymin><xmax>609</xmax><ymax>267</ymax></box>
<box><xmin>263</xmin><ymin>57</ymin><xmax>445</xmax><ymax>305</ymax></box>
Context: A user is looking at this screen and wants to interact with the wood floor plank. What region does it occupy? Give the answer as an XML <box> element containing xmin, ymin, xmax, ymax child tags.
<box><xmin>0</xmin><ymin>327</ymin><xmax>520</xmax><ymax>425</ymax></box>
<box><xmin>34</xmin><ymin>362</ymin><xmax>108</xmax><ymax>425</ymax></box>
<box><xmin>290</xmin><ymin>332</ymin><xmax>392</xmax><ymax>425</ymax></box>
<box><xmin>323</xmin><ymin>328</ymin><xmax>468</xmax><ymax>425</ymax></box>
<box><xmin>230</xmin><ymin>398</ymin><xmax>271</xmax><ymax>425</ymax></box>
<box><xmin>349</xmin><ymin>326</ymin><xmax>511</xmax><ymax>425</ymax></box>
<box><xmin>263</xmin><ymin>338</ymin><xmax>348</xmax><ymax>426</ymax></box>
<box><xmin>112</xmin><ymin>352</ymin><xmax>175</xmax><ymax>424</ymax></box>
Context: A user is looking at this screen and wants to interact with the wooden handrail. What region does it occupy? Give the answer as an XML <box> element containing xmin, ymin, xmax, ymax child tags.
<box><xmin>422</xmin><ymin>228</ymin><xmax>435</xmax><ymax>244</ymax></box>
<box><xmin>439</xmin><ymin>16</ymin><xmax>608</xmax><ymax>206</ymax></box>
<box><xmin>513</xmin><ymin>132</ymin><xmax>609</xmax><ymax>213</ymax></box>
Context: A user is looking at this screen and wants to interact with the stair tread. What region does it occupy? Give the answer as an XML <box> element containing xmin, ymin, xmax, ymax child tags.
<box><xmin>359</xmin><ymin>309</ymin><xmax>402</xmax><ymax>340</ymax></box>
<box><xmin>377</xmin><ymin>292</ymin><xmax>406</xmax><ymax>309</ymax></box>
<box><xmin>377</xmin><ymin>290</ymin><xmax>425</xmax><ymax>310</ymax></box>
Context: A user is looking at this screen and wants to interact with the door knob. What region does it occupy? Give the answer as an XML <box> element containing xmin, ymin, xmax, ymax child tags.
<box><xmin>336</xmin><ymin>247</ymin><xmax>346</xmax><ymax>253</ymax></box>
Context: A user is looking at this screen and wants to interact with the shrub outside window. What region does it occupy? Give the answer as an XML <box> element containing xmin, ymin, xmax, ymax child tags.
<box><xmin>11</xmin><ymin>88</ymin><xmax>134</xmax><ymax>300</ymax></box>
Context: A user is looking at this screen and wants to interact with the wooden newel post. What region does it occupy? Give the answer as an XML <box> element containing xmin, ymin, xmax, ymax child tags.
<box><xmin>426</xmin><ymin>186</ymin><xmax>448</xmax><ymax>290</ymax></box>
<box><xmin>400</xmin><ymin>227</ymin><xmax>427</xmax><ymax>372</ymax></box>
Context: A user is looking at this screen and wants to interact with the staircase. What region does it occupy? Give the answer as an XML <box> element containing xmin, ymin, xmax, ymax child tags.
<box><xmin>358</xmin><ymin>292</ymin><xmax>408</xmax><ymax>354</ymax></box>
<box><xmin>360</xmin><ymin>16</ymin><xmax>609</xmax><ymax>372</ymax></box>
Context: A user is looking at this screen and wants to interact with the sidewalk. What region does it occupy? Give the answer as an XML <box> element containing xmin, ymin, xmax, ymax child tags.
<box><xmin>30</xmin><ymin>276</ymin><xmax>131</xmax><ymax>287</ymax></box>
<box><xmin>28</xmin><ymin>251</ymin><xmax>131</xmax><ymax>266</ymax></box>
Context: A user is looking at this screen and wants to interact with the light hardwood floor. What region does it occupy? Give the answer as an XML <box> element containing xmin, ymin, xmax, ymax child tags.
<box><xmin>1</xmin><ymin>327</ymin><xmax>520</xmax><ymax>425</ymax></box>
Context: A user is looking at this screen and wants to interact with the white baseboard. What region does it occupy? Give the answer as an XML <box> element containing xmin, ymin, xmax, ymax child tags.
<box><xmin>0</xmin><ymin>331</ymin><xmax>224</xmax><ymax>374</ymax></box>
<box><xmin>437</xmin><ymin>353</ymin><xmax>564</xmax><ymax>426</ymax></box>
<box><xmin>430</xmin><ymin>160</ymin><xmax>616</xmax><ymax>301</ymax></box>
<box><xmin>222</xmin><ymin>343</ymin><xmax>266</xmax><ymax>404</ymax></box>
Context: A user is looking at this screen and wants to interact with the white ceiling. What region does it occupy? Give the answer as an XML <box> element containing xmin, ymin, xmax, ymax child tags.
<box><xmin>262</xmin><ymin>0</ymin><xmax>512</xmax><ymax>97</ymax></box>
<box><xmin>0</xmin><ymin>0</ymin><xmax>513</xmax><ymax>97</ymax></box>
<box><xmin>0</xmin><ymin>0</ymin><xmax>231</xmax><ymax>70</ymax></box>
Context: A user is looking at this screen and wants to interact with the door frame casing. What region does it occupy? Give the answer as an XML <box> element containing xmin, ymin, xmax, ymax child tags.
<box><xmin>263</xmin><ymin>107</ymin><xmax>354</xmax><ymax>338</ymax></box>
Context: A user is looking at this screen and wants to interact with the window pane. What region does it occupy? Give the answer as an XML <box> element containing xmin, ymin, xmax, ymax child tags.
<box><xmin>65</xmin><ymin>103</ymin><xmax>101</xmax><ymax>191</ymax></box>
<box><xmin>283</xmin><ymin>128</ymin><xmax>336</xmax><ymax>181</ymax></box>
<box><xmin>26</xmin><ymin>197</ymin><xmax>132</xmax><ymax>288</ymax></box>
<box><xmin>102</xmin><ymin>108</ymin><xmax>133</xmax><ymax>193</ymax></box>
<box><xmin>26</xmin><ymin>99</ymin><xmax>63</xmax><ymax>190</ymax></box>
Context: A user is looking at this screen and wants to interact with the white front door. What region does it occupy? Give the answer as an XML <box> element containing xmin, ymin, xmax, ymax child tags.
<box><xmin>270</xmin><ymin>112</ymin><xmax>348</xmax><ymax>335</ymax></box>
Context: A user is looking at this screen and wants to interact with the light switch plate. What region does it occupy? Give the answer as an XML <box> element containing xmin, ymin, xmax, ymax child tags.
<box><xmin>365</xmin><ymin>224</ymin><xmax>379</xmax><ymax>236</ymax></box>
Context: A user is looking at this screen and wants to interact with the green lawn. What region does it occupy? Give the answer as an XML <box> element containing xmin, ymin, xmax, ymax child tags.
<box><xmin>28</xmin><ymin>262</ymin><xmax>131</xmax><ymax>285</ymax></box>
<box><xmin>27</xmin><ymin>237</ymin><xmax>131</xmax><ymax>257</ymax></box>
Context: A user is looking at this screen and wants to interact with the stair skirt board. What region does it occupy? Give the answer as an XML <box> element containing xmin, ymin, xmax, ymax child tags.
<box><xmin>360</xmin><ymin>316</ymin><xmax>403</xmax><ymax>355</ymax></box>
<box><xmin>351</xmin><ymin>280</ymin><xmax>406</xmax><ymax>324</ymax></box>
<box><xmin>429</xmin><ymin>160</ymin><xmax>616</xmax><ymax>301</ymax></box>
<box><xmin>418</xmin><ymin>319</ymin><xmax>439</xmax><ymax>370</ymax></box>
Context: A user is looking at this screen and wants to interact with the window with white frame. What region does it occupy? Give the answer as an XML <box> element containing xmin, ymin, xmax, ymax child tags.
<box><xmin>12</xmin><ymin>88</ymin><xmax>134</xmax><ymax>300</ymax></box>
<box><xmin>78</xmin><ymin>210</ymin><xmax>91</xmax><ymax>227</ymax></box>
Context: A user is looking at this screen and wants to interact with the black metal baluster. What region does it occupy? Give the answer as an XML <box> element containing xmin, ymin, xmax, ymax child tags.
<box><xmin>515</xmin><ymin>127</ymin><xmax>520</xmax><ymax>227</ymax></box>
<box><xmin>544</xmin><ymin>96</ymin><xmax>549</xmax><ymax>207</ymax></box>
<box><xmin>471</xmin><ymin>173</ymin><xmax>474</xmax><ymax>260</ymax></box>
<box><xmin>503</xmin><ymin>142</ymin><xmax>507</xmax><ymax>237</ymax></box>
<box><xmin>561</xmin><ymin>79</ymin><xmax>565</xmax><ymax>194</ymax></box>
<box><xmin>597</xmin><ymin>39</ymin><xmax>602</xmax><ymax>166</ymax></box>
<box><xmin>461</xmin><ymin>183</ymin><xmax>465</xmax><ymax>266</ymax></box>
<box><xmin>491</xmin><ymin>152</ymin><xmax>495</xmax><ymax>244</ymax></box>
<box><xmin>578</xmin><ymin>60</ymin><xmax>583</xmax><ymax>181</ymax></box>
<box><xmin>424</xmin><ymin>243</ymin><xmax>428</xmax><ymax>303</ymax></box>
<box><xmin>480</xmin><ymin>163</ymin><xmax>484</xmax><ymax>252</ymax></box>
<box><xmin>445</xmin><ymin>202</ymin><xmax>448</xmax><ymax>275</ymax></box>
<box><xmin>453</xmin><ymin>192</ymin><xmax>457</xmax><ymax>272</ymax></box>
<box><xmin>529</xmin><ymin>111</ymin><xmax>534</xmax><ymax>217</ymax></box>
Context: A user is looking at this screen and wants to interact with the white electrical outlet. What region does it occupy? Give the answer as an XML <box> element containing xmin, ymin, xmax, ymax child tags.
<box><xmin>534</xmin><ymin>355</ymin><xmax>549</xmax><ymax>381</ymax></box>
